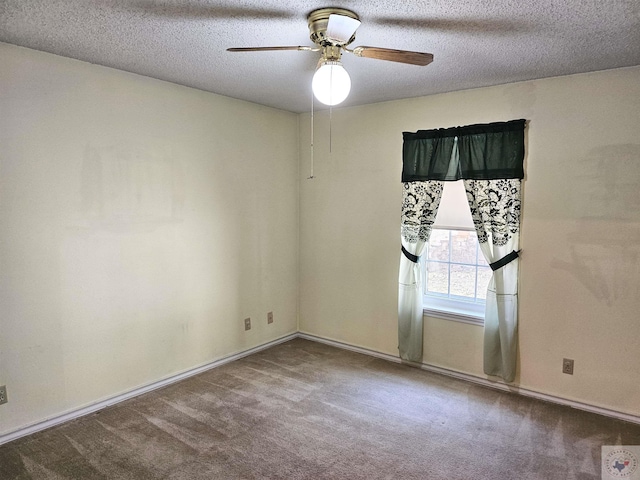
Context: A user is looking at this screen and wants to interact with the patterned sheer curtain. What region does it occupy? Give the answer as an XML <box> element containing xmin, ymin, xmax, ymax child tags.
<box><xmin>400</xmin><ymin>120</ymin><xmax>526</xmax><ymax>381</ymax></box>
<box><xmin>398</xmin><ymin>181</ymin><xmax>443</xmax><ymax>361</ymax></box>
<box><xmin>465</xmin><ymin>179</ymin><xmax>521</xmax><ymax>382</ymax></box>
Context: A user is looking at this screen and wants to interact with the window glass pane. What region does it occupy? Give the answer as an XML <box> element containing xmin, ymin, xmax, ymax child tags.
<box><xmin>427</xmin><ymin>230</ymin><xmax>449</xmax><ymax>261</ymax></box>
<box><xmin>450</xmin><ymin>264</ymin><xmax>476</xmax><ymax>298</ymax></box>
<box><xmin>426</xmin><ymin>261</ymin><xmax>449</xmax><ymax>295</ymax></box>
<box><xmin>450</xmin><ymin>230</ymin><xmax>478</xmax><ymax>264</ymax></box>
<box><xmin>477</xmin><ymin>266</ymin><xmax>492</xmax><ymax>300</ymax></box>
<box><xmin>423</xmin><ymin>228</ymin><xmax>489</xmax><ymax>321</ymax></box>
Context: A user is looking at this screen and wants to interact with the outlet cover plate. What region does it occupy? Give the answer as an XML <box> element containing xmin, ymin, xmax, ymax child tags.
<box><xmin>0</xmin><ymin>385</ymin><xmax>7</xmax><ymax>405</ymax></box>
<box><xmin>562</xmin><ymin>358</ymin><xmax>574</xmax><ymax>375</ymax></box>
<box><xmin>267</xmin><ymin>312</ymin><xmax>273</xmax><ymax>324</ymax></box>
<box><xmin>244</xmin><ymin>317</ymin><xmax>251</xmax><ymax>331</ymax></box>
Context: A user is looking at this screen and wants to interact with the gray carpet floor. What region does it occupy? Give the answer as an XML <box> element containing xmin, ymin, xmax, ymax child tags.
<box><xmin>1</xmin><ymin>338</ymin><xmax>640</xmax><ymax>479</ymax></box>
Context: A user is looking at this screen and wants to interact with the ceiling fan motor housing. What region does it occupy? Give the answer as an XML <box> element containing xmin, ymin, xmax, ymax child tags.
<box><xmin>307</xmin><ymin>8</ymin><xmax>360</xmax><ymax>47</ymax></box>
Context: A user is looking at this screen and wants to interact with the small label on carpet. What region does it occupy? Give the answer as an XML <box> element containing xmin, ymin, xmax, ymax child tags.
<box><xmin>602</xmin><ymin>446</ymin><xmax>640</xmax><ymax>479</ymax></box>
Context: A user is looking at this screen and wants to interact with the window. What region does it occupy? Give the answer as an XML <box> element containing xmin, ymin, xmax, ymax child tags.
<box><xmin>421</xmin><ymin>228</ymin><xmax>491</xmax><ymax>325</ymax></box>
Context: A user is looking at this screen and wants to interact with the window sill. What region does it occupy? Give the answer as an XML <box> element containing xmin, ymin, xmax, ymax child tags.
<box><xmin>423</xmin><ymin>307</ymin><xmax>484</xmax><ymax>326</ymax></box>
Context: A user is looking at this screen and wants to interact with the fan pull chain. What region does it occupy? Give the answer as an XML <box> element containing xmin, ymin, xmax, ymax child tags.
<box><xmin>329</xmin><ymin>105</ymin><xmax>333</xmax><ymax>153</ymax></box>
<box><xmin>308</xmin><ymin>90</ymin><xmax>315</xmax><ymax>179</ymax></box>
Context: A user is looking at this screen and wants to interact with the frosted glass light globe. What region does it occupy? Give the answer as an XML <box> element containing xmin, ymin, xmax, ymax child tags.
<box><xmin>312</xmin><ymin>61</ymin><xmax>351</xmax><ymax>106</ymax></box>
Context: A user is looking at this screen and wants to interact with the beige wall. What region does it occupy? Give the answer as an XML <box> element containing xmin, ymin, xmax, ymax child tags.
<box><xmin>299</xmin><ymin>66</ymin><xmax>640</xmax><ymax>417</ymax></box>
<box><xmin>0</xmin><ymin>43</ymin><xmax>299</xmax><ymax>435</ymax></box>
<box><xmin>2</xmin><ymin>39</ymin><xmax>639</xmax><ymax>435</ymax></box>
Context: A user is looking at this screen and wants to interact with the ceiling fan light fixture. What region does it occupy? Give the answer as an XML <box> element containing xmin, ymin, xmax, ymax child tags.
<box><xmin>312</xmin><ymin>60</ymin><xmax>351</xmax><ymax>106</ymax></box>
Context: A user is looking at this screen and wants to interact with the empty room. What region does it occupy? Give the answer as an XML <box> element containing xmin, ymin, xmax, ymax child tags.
<box><xmin>1</xmin><ymin>1</ymin><xmax>640</xmax><ymax>479</ymax></box>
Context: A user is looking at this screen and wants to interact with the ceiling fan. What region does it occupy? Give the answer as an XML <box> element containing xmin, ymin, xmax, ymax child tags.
<box><xmin>227</xmin><ymin>7</ymin><xmax>434</xmax><ymax>106</ymax></box>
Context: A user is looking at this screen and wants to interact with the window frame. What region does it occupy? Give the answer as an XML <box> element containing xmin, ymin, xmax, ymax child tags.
<box><xmin>421</xmin><ymin>226</ymin><xmax>488</xmax><ymax>326</ymax></box>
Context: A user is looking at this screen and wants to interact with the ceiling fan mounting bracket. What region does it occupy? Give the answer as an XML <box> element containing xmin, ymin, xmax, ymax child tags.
<box><xmin>307</xmin><ymin>7</ymin><xmax>360</xmax><ymax>47</ymax></box>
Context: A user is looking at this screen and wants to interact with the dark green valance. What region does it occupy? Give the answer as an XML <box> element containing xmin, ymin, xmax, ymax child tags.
<box><xmin>402</xmin><ymin>119</ymin><xmax>526</xmax><ymax>182</ymax></box>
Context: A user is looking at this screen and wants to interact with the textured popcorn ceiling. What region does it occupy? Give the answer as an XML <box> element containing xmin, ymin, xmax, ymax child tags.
<box><xmin>1</xmin><ymin>1</ymin><xmax>639</xmax><ymax>113</ymax></box>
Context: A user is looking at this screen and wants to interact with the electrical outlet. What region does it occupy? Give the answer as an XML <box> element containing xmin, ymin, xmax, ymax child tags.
<box><xmin>562</xmin><ymin>358</ymin><xmax>574</xmax><ymax>375</ymax></box>
<box><xmin>0</xmin><ymin>385</ymin><xmax>7</xmax><ymax>405</ymax></box>
<box><xmin>244</xmin><ymin>317</ymin><xmax>251</xmax><ymax>331</ymax></box>
<box><xmin>267</xmin><ymin>311</ymin><xmax>273</xmax><ymax>324</ymax></box>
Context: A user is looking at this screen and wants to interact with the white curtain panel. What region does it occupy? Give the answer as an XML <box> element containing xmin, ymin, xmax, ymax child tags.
<box><xmin>464</xmin><ymin>179</ymin><xmax>522</xmax><ymax>382</ymax></box>
<box><xmin>398</xmin><ymin>180</ymin><xmax>443</xmax><ymax>362</ymax></box>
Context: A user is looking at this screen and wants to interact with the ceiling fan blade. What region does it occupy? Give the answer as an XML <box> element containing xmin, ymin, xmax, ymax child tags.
<box><xmin>227</xmin><ymin>46</ymin><xmax>315</xmax><ymax>52</ymax></box>
<box><xmin>370</xmin><ymin>16</ymin><xmax>525</xmax><ymax>34</ymax></box>
<box><xmin>129</xmin><ymin>3</ymin><xmax>295</xmax><ymax>20</ymax></box>
<box><xmin>350</xmin><ymin>46</ymin><xmax>434</xmax><ymax>66</ymax></box>
<box><xmin>326</xmin><ymin>13</ymin><xmax>361</xmax><ymax>44</ymax></box>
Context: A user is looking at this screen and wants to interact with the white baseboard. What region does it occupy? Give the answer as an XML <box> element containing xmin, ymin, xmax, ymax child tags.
<box><xmin>3</xmin><ymin>330</ymin><xmax>638</xmax><ymax>447</ymax></box>
<box><xmin>297</xmin><ymin>332</ymin><xmax>640</xmax><ymax>426</ymax></box>
<box><xmin>0</xmin><ymin>333</ymin><xmax>298</xmax><ymax>446</ymax></box>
